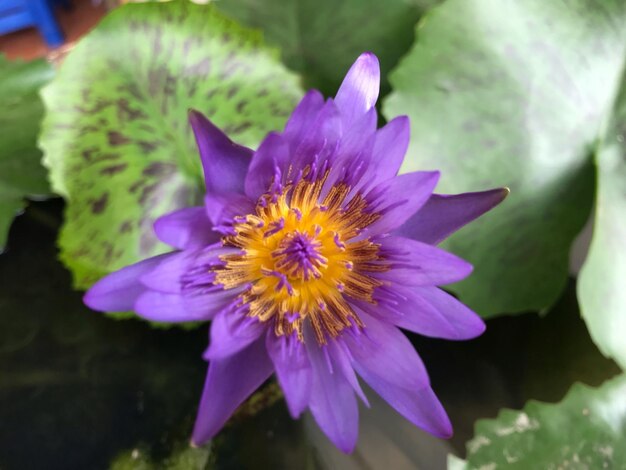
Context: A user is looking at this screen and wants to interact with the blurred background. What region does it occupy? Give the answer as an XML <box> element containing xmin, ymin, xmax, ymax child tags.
<box><xmin>0</xmin><ymin>0</ymin><xmax>106</xmax><ymax>60</ymax></box>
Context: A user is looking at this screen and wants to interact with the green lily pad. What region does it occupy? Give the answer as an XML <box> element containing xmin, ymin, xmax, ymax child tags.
<box><xmin>216</xmin><ymin>0</ymin><xmax>439</xmax><ymax>96</ymax></box>
<box><xmin>0</xmin><ymin>56</ymin><xmax>54</xmax><ymax>251</ymax></box>
<box><xmin>384</xmin><ymin>0</ymin><xmax>626</xmax><ymax>316</ymax></box>
<box><xmin>452</xmin><ymin>374</ymin><xmax>626</xmax><ymax>469</ymax></box>
<box><xmin>578</xmin><ymin>78</ymin><xmax>626</xmax><ymax>370</ymax></box>
<box><xmin>40</xmin><ymin>0</ymin><xmax>303</xmax><ymax>289</ymax></box>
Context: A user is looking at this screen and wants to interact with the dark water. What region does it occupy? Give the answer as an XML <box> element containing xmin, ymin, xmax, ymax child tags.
<box><xmin>0</xmin><ymin>201</ymin><xmax>618</xmax><ymax>469</ymax></box>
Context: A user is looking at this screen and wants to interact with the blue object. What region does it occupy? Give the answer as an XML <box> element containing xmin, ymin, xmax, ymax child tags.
<box><xmin>0</xmin><ymin>0</ymin><xmax>65</xmax><ymax>47</ymax></box>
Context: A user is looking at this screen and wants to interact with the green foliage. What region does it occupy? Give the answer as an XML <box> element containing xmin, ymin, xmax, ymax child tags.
<box><xmin>40</xmin><ymin>0</ymin><xmax>302</xmax><ymax>289</ymax></box>
<box><xmin>216</xmin><ymin>0</ymin><xmax>439</xmax><ymax>96</ymax></box>
<box><xmin>452</xmin><ymin>374</ymin><xmax>626</xmax><ymax>469</ymax></box>
<box><xmin>578</xmin><ymin>76</ymin><xmax>626</xmax><ymax>370</ymax></box>
<box><xmin>0</xmin><ymin>56</ymin><xmax>53</xmax><ymax>251</ymax></box>
<box><xmin>384</xmin><ymin>0</ymin><xmax>626</xmax><ymax>316</ymax></box>
<box><xmin>110</xmin><ymin>444</ymin><xmax>211</xmax><ymax>470</ymax></box>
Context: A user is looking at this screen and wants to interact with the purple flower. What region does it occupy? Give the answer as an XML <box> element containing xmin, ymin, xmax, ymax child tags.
<box><xmin>84</xmin><ymin>52</ymin><xmax>508</xmax><ymax>452</ymax></box>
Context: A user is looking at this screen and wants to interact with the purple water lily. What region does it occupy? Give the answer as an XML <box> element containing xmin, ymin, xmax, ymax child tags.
<box><xmin>84</xmin><ymin>52</ymin><xmax>507</xmax><ymax>452</ymax></box>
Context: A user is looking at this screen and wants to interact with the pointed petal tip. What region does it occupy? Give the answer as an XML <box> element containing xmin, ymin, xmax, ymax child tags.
<box><xmin>188</xmin><ymin>109</ymin><xmax>220</xmax><ymax>137</ymax></box>
<box><xmin>412</xmin><ymin>170</ymin><xmax>441</xmax><ymax>191</ymax></box>
<box><xmin>437</xmin><ymin>425</ymin><xmax>454</xmax><ymax>440</ymax></box>
<box><xmin>189</xmin><ymin>106</ymin><xmax>253</xmax><ymax>197</ymax></box>
<box><xmin>285</xmin><ymin>405</ymin><xmax>304</xmax><ymax>420</ymax></box>
<box><xmin>393</xmin><ymin>114</ymin><xmax>410</xmax><ymax>125</ymax></box>
<box><xmin>472</xmin><ymin>186</ymin><xmax>510</xmax><ymax>212</ymax></box>
<box><xmin>433</xmin><ymin>401</ymin><xmax>454</xmax><ymax>439</ymax></box>
<box><xmin>337</xmin><ymin>440</ymin><xmax>357</xmax><ymax>454</ymax></box>
<box><xmin>396</xmin><ymin>186</ymin><xmax>510</xmax><ymax>245</ymax></box>
<box><xmin>82</xmin><ymin>290</ymin><xmax>102</xmax><ymax>312</ymax></box>
<box><xmin>384</xmin><ymin>114</ymin><xmax>411</xmax><ymax>136</ymax></box>
<box><xmin>484</xmin><ymin>186</ymin><xmax>510</xmax><ymax>208</ymax></box>
<box><xmin>459</xmin><ymin>264</ymin><xmax>474</xmax><ymax>283</ymax></box>
<box><xmin>325</xmin><ymin>424</ymin><xmax>358</xmax><ymax>453</ymax></box>
<box><xmin>187</xmin><ymin>108</ymin><xmax>205</xmax><ymax>124</ymax></box>
<box><xmin>335</xmin><ymin>52</ymin><xmax>381</xmax><ymax>125</ymax></box>
<box><xmin>190</xmin><ymin>430</ymin><xmax>210</xmax><ymax>449</ymax></box>
<box><xmin>187</xmin><ymin>107</ymin><xmax>204</xmax><ymax>117</ymax></box>
<box><xmin>496</xmin><ymin>186</ymin><xmax>511</xmax><ymax>201</ymax></box>
<box><xmin>428</xmin><ymin>170</ymin><xmax>441</xmax><ymax>184</ymax></box>
<box><xmin>452</xmin><ymin>315</ymin><xmax>486</xmax><ymax>341</ymax></box>
<box><xmin>357</xmin><ymin>51</ymin><xmax>379</xmax><ymax>67</ymax></box>
<box><xmin>278</xmin><ymin>372</ymin><xmax>311</xmax><ymax>419</ymax></box>
<box><xmin>300</xmin><ymin>88</ymin><xmax>325</xmax><ymax>103</ymax></box>
<box><xmin>187</xmin><ymin>108</ymin><xmax>226</xmax><ymax>141</ymax></box>
<box><xmin>82</xmin><ymin>274</ymin><xmax>135</xmax><ymax>313</ymax></box>
<box><xmin>83</xmin><ymin>288</ymin><xmax>119</xmax><ymax>314</ymax></box>
<box><xmin>472</xmin><ymin>318</ymin><xmax>487</xmax><ymax>338</ymax></box>
<box><xmin>349</xmin><ymin>50</ymin><xmax>380</xmax><ymax>81</ymax></box>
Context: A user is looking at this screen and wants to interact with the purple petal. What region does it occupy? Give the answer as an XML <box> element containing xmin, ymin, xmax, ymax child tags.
<box><xmin>325</xmin><ymin>108</ymin><xmax>377</xmax><ymax>189</ymax></box>
<box><xmin>153</xmin><ymin>207</ymin><xmax>220</xmax><ymax>250</ymax></box>
<box><xmin>266</xmin><ymin>332</ymin><xmax>312</xmax><ymax>418</ymax></box>
<box><xmin>343</xmin><ymin>115</ymin><xmax>409</xmax><ymax>196</ymax></box>
<box><xmin>327</xmin><ymin>340</ymin><xmax>370</xmax><ymax>406</ymax></box>
<box><xmin>204</xmin><ymin>192</ymin><xmax>255</xmax><ymax>228</ymax></box>
<box><xmin>139</xmin><ymin>245</ymin><xmax>230</xmax><ymax>294</ymax></box>
<box><xmin>357</xmin><ymin>369</ymin><xmax>453</xmax><ymax>439</ymax></box>
<box><xmin>191</xmin><ymin>338</ymin><xmax>273</xmax><ymax>446</ymax></box>
<box><xmin>362</xmin><ymin>171</ymin><xmax>440</xmax><ymax>237</ymax></box>
<box><xmin>305</xmin><ymin>327</ymin><xmax>359</xmax><ymax>453</ymax></box>
<box><xmin>335</xmin><ymin>52</ymin><xmax>380</xmax><ymax>127</ymax></box>
<box><xmin>291</xmin><ymin>99</ymin><xmax>343</xmax><ymax>180</ymax></box>
<box><xmin>189</xmin><ymin>110</ymin><xmax>252</xmax><ymax>196</ymax></box>
<box><xmin>243</xmin><ymin>132</ymin><xmax>290</xmax><ymax>200</ymax></box>
<box><xmin>371</xmin><ymin>285</ymin><xmax>485</xmax><ymax>340</ymax></box>
<box><xmin>344</xmin><ymin>309</ymin><xmax>429</xmax><ymax>391</ymax></box>
<box><xmin>284</xmin><ymin>89</ymin><xmax>325</xmax><ymax>148</ymax></box>
<box><xmin>204</xmin><ymin>308</ymin><xmax>265</xmax><ymax>360</ymax></box>
<box><xmin>377</xmin><ymin>236</ymin><xmax>473</xmax><ymax>286</ymax></box>
<box><xmin>134</xmin><ymin>288</ymin><xmax>237</xmax><ymax>323</ymax></box>
<box><xmin>395</xmin><ymin>188</ymin><xmax>510</xmax><ymax>245</ymax></box>
<box><xmin>369</xmin><ymin>116</ymin><xmax>410</xmax><ymax>183</ymax></box>
<box><xmin>83</xmin><ymin>253</ymin><xmax>172</xmax><ymax>312</ymax></box>
<box><xmin>245</xmin><ymin>100</ymin><xmax>344</xmax><ymax>200</ymax></box>
<box><xmin>337</xmin><ymin>107</ymin><xmax>378</xmax><ymax>158</ymax></box>
<box><xmin>139</xmin><ymin>250</ymin><xmax>196</xmax><ymax>294</ymax></box>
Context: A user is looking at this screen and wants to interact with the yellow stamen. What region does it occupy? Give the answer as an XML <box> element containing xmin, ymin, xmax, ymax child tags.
<box><xmin>214</xmin><ymin>172</ymin><xmax>387</xmax><ymax>344</ymax></box>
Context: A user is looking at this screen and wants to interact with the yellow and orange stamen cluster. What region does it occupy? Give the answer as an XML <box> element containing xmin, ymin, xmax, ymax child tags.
<box><xmin>214</xmin><ymin>170</ymin><xmax>388</xmax><ymax>344</ymax></box>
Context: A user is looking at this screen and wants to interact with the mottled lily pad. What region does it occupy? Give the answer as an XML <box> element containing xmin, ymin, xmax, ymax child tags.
<box><xmin>451</xmin><ymin>374</ymin><xmax>626</xmax><ymax>469</ymax></box>
<box><xmin>384</xmin><ymin>0</ymin><xmax>626</xmax><ymax>316</ymax></box>
<box><xmin>0</xmin><ymin>56</ymin><xmax>53</xmax><ymax>251</ymax></box>
<box><xmin>40</xmin><ymin>0</ymin><xmax>302</xmax><ymax>288</ymax></box>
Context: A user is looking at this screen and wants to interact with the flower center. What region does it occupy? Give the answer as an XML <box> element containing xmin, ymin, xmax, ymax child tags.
<box><xmin>214</xmin><ymin>170</ymin><xmax>387</xmax><ymax>343</ymax></box>
<box><xmin>273</xmin><ymin>230</ymin><xmax>327</xmax><ymax>281</ymax></box>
